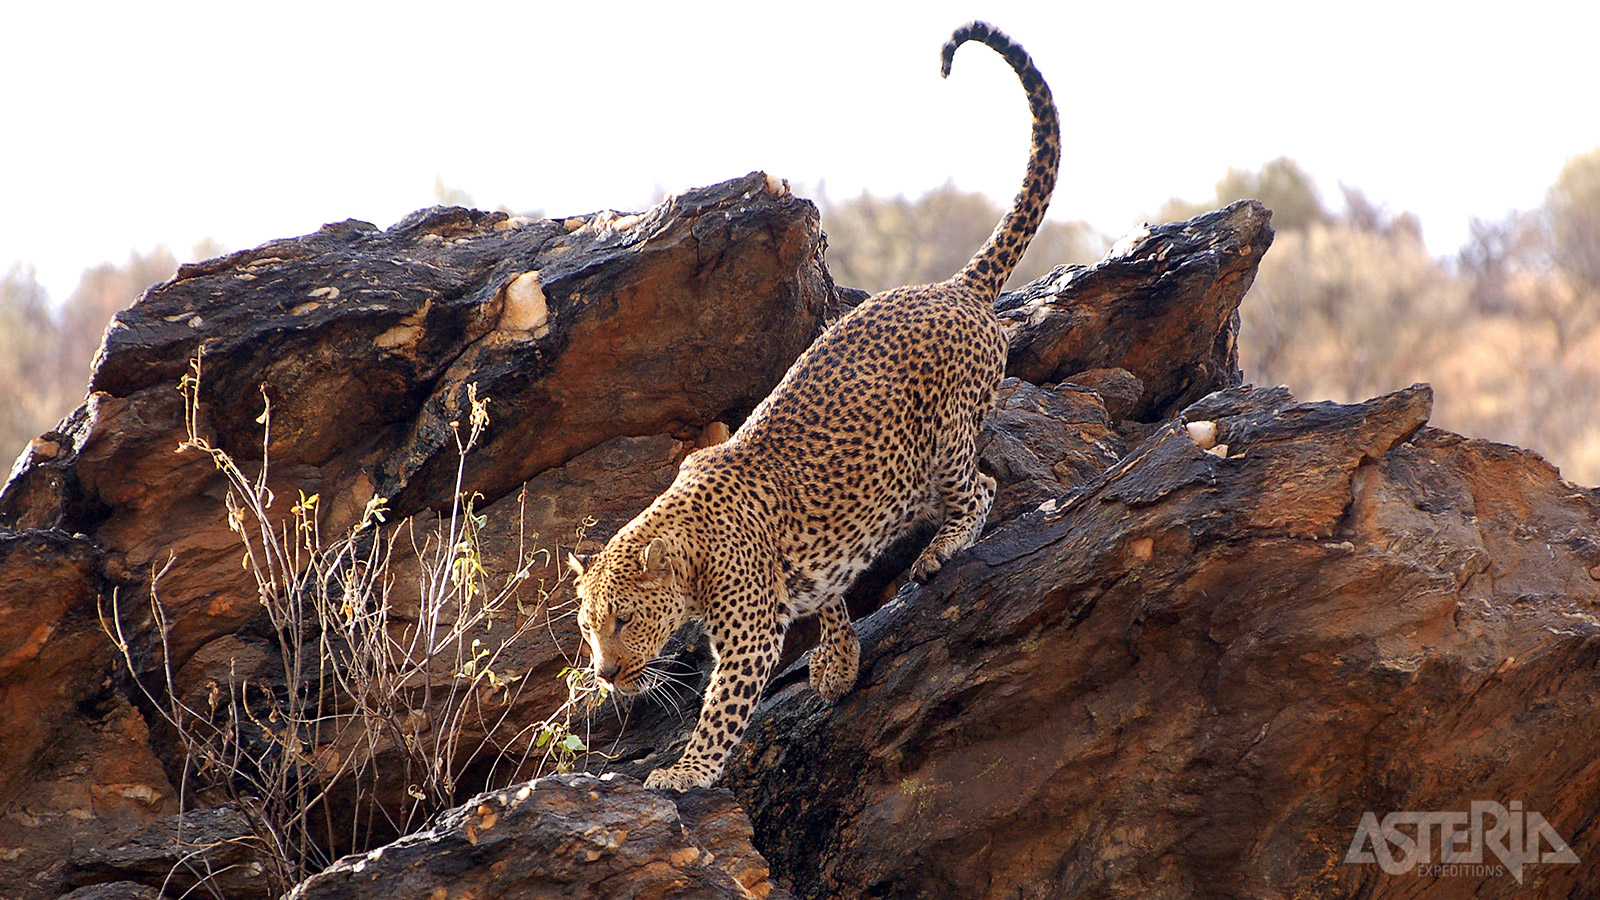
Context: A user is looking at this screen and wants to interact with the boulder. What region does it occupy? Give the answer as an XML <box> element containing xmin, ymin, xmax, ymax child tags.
<box><xmin>979</xmin><ymin>377</ymin><xmax>1126</xmax><ymax>525</ymax></box>
<box><xmin>2</xmin><ymin>171</ymin><xmax>834</xmax><ymax>666</ymax></box>
<box><xmin>999</xmin><ymin>200</ymin><xmax>1269</xmax><ymax>422</ymax></box>
<box><xmin>68</xmin><ymin>805</ymin><xmax>267</xmax><ymax>900</ymax></box>
<box><xmin>285</xmin><ymin>775</ymin><xmax>789</xmax><ymax>900</ymax></box>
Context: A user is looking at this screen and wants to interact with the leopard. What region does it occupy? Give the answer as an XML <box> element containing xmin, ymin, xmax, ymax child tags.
<box><xmin>571</xmin><ymin>20</ymin><xmax>1061</xmax><ymax>792</ymax></box>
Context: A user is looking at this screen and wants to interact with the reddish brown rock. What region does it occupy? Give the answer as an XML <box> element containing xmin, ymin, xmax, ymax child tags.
<box><xmin>0</xmin><ymin>530</ymin><xmax>104</xmax><ymax>803</ymax></box>
<box><xmin>1060</xmin><ymin>366</ymin><xmax>1144</xmax><ymax>424</ymax></box>
<box><xmin>0</xmin><ymin>531</ymin><xmax>185</xmax><ymax>898</ymax></box>
<box><xmin>0</xmin><ymin>684</ymin><xmax>179</xmax><ymax>900</ymax></box>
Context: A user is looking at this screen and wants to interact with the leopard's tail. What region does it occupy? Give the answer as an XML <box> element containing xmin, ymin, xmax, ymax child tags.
<box><xmin>940</xmin><ymin>21</ymin><xmax>1061</xmax><ymax>298</ymax></box>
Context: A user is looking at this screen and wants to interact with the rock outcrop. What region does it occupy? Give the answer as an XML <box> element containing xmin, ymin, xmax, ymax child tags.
<box><xmin>287</xmin><ymin>775</ymin><xmax>788</xmax><ymax>900</ymax></box>
<box><xmin>5</xmin><ymin>176</ymin><xmax>1597</xmax><ymax>900</ymax></box>
<box><xmin>998</xmin><ymin>202</ymin><xmax>1263</xmax><ymax>424</ymax></box>
<box><xmin>0</xmin><ymin>172</ymin><xmax>837</xmax><ymax>898</ymax></box>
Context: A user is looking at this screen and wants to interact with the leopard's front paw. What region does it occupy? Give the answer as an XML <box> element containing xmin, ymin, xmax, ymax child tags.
<box><xmin>908</xmin><ymin>546</ymin><xmax>950</xmax><ymax>582</ymax></box>
<box><xmin>644</xmin><ymin>763</ymin><xmax>714</xmax><ymax>792</ymax></box>
<box><xmin>809</xmin><ymin>635</ymin><xmax>860</xmax><ymax>704</ymax></box>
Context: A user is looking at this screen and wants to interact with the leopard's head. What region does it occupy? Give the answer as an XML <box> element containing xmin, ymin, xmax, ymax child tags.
<box><xmin>571</xmin><ymin>534</ymin><xmax>691</xmax><ymax>695</ymax></box>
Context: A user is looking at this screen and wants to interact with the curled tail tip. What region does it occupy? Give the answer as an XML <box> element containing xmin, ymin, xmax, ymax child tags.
<box><xmin>940</xmin><ymin>20</ymin><xmax>995</xmax><ymax>78</ymax></box>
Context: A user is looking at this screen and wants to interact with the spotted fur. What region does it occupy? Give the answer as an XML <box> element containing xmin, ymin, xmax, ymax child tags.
<box><xmin>573</xmin><ymin>21</ymin><xmax>1061</xmax><ymax>791</ymax></box>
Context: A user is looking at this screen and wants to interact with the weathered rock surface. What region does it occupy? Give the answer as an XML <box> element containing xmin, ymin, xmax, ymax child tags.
<box><xmin>0</xmin><ymin>530</ymin><xmax>106</xmax><ymax>801</ymax></box>
<box><xmin>286</xmin><ymin>775</ymin><xmax>789</xmax><ymax>900</ymax></box>
<box><xmin>3</xmin><ymin>172</ymin><xmax>833</xmax><ymax>664</ymax></box>
<box><xmin>0</xmin><ymin>530</ymin><xmax>182</xmax><ymax>899</ymax></box>
<box><xmin>56</xmin><ymin>885</ymin><xmax>161</xmax><ymax>900</ymax></box>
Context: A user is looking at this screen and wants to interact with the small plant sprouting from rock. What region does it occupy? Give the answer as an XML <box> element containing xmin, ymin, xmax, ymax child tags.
<box><xmin>100</xmin><ymin>352</ymin><xmax>599</xmax><ymax>896</ymax></box>
<box><xmin>533</xmin><ymin>666</ymin><xmax>613</xmax><ymax>773</ymax></box>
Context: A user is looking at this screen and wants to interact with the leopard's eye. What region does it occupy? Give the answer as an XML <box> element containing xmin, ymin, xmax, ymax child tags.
<box><xmin>613</xmin><ymin>613</ymin><xmax>632</xmax><ymax>633</ymax></box>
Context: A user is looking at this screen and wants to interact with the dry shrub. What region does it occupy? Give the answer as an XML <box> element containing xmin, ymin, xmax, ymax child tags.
<box><xmin>101</xmin><ymin>353</ymin><xmax>601</xmax><ymax>896</ymax></box>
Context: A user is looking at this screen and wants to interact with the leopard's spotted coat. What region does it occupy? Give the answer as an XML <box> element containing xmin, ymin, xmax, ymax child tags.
<box><xmin>574</xmin><ymin>21</ymin><xmax>1061</xmax><ymax>791</ymax></box>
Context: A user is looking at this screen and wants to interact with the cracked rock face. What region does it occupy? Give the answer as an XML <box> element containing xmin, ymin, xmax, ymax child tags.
<box><xmin>4</xmin><ymin>172</ymin><xmax>834</xmax><ymax>666</ymax></box>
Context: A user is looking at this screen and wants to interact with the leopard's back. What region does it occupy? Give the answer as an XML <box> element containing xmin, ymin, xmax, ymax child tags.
<box><xmin>719</xmin><ymin>282</ymin><xmax>1006</xmax><ymax>599</ymax></box>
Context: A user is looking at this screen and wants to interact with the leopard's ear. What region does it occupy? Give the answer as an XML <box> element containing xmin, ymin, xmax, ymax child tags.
<box><xmin>640</xmin><ymin>537</ymin><xmax>671</xmax><ymax>582</ymax></box>
<box><xmin>566</xmin><ymin>551</ymin><xmax>590</xmax><ymax>578</ymax></box>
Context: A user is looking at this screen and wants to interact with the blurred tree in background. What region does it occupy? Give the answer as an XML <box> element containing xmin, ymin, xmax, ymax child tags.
<box><xmin>5</xmin><ymin>153</ymin><xmax>1600</xmax><ymax>484</ymax></box>
<box><xmin>0</xmin><ymin>267</ymin><xmax>64</xmax><ymax>463</ymax></box>
<box><xmin>0</xmin><ymin>249</ymin><xmax>180</xmax><ymax>468</ymax></box>
<box><xmin>1161</xmin><ymin>156</ymin><xmax>1332</xmax><ymax>233</ymax></box>
<box><xmin>60</xmin><ymin>248</ymin><xmax>179</xmax><ymax>383</ymax></box>
<box><xmin>1217</xmin><ymin>149</ymin><xmax>1600</xmax><ymax>485</ymax></box>
<box><xmin>1547</xmin><ymin>151</ymin><xmax>1600</xmax><ymax>297</ymax></box>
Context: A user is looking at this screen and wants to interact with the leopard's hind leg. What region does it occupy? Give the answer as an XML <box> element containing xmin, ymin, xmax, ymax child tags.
<box><xmin>908</xmin><ymin>429</ymin><xmax>995</xmax><ymax>582</ymax></box>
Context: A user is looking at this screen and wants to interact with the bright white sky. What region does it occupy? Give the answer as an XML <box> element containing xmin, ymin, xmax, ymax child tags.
<box><xmin>4</xmin><ymin>1</ymin><xmax>1598</xmax><ymax>302</ymax></box>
